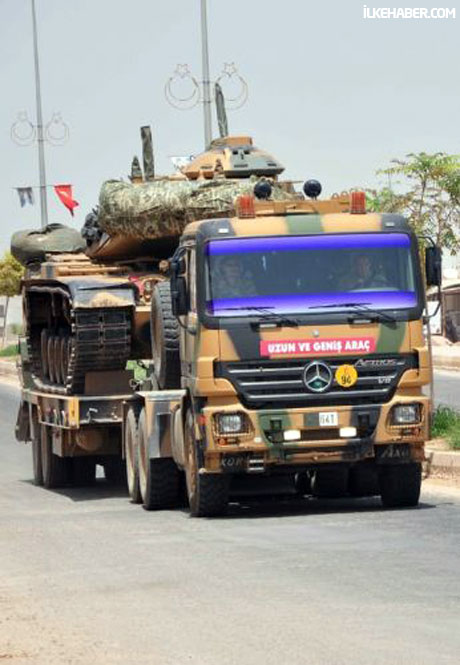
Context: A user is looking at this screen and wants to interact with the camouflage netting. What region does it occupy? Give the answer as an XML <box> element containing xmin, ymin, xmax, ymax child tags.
<box><xmin>97</xmin><ymin>177</ymin><xmax>297</xmax><ymax>240</ymax></box>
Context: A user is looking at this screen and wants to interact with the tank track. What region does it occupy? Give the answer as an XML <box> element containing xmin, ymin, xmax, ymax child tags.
<box><xmin>28</xmin><ymin>303</ymin><xmax>132</xmax><ymax>396</ymax></box>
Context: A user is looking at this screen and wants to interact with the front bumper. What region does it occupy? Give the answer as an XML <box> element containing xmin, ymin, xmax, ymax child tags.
<box><xmin>200</xmin><ymin>395</ymin><xmax>429</xmax><ymax>472</ymax></box>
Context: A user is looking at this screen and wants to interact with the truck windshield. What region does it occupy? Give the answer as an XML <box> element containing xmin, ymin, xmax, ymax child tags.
<box><xmin>205</xmin><ymin>233</ymin><xmax>419</xmax><ymax>317</ymax></box>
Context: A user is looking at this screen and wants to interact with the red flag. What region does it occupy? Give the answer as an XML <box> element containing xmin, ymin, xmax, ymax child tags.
<box><xmin>54</xmin><ymin>184</ymin><xmax>79</xmax><ymax>216</ymax></box>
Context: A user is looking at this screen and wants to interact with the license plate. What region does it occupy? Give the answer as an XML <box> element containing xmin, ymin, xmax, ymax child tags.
<box><xmin>221</xmin><ymin>455</ymin><xmax>246</xmax><ymax>472</ymax></box>
<box><xmin>319</xmin><ymin>412</ymin><xmax>338</xmax><ymax>427</ymax></box>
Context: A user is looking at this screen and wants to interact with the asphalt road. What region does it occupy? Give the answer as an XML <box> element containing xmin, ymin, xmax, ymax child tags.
<box><xmin>1</xmin><ymin>380</ymin><xmax>460</xmax><ymax>665</ymax></box>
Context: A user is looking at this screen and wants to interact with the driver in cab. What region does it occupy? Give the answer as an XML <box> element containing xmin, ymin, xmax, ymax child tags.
<box><xmin>340</xmin><ymin>254</ymin><xmax>389</xmax><ymax>291</ymax></box>
<box><xmin>212</xmin><ymin>256</ymin><xmax>257</xmax><ymax>299</ymax></box>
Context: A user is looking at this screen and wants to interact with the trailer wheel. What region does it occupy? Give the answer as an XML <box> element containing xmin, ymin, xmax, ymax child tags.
<box><xmin>125</xmin><ymin>407</ymin><xmax>142</xmax><ymax>503</ymax></box>
<box><xmin>31</xmin><ymin>409</ymin><xmax>43</xmax><ymax>486</ymax></box>
<box><xmin>150</xmin><ymin>281</ymin><xmax>181</xmax><ymax>389</ymax></box>
<box><xmin>138</xmin><ymin>408</ymin><xmax>180</xmax><ymax>510</ymax></box>
<box><xmin>311</xmin><ymin>466</ymin><xmax>349</xmax><ymax>499</ymax></box>
<box><xmin>41</xmin><ymin>425</ymin><xmax>69</xmax><ymax>489</ymax></box>
<box><xmin>185</xmin><ymin>410</ymin><xmax>229</xmax><ymax>517</ymax></box>
<box><xmin>379</xmin><ymin>463</ymin><xmax>422</xmax><ymax>508</ymax></box>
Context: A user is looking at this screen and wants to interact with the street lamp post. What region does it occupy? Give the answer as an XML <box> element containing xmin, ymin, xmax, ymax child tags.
<box><xmin>31</xmin><ymin>0</ymin><xmax>48</xmax><ymax>229</ymax></box>
<box><xmin>200</xmin><ymin>0</ymin><xmax>212</xmax><ymax>149</ymax></box>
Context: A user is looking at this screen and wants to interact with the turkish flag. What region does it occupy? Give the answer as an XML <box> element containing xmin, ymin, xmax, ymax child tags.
<box><xmin>54</xmin><ymin>184</ymin><xmax>79</xmax><ymax>216</ymax></box>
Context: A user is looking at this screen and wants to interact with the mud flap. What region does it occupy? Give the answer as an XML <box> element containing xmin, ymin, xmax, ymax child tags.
<box><xmin>15</xmin><ymin>401</ymin><xmax>30</xmax><ymax>443</ymax></box>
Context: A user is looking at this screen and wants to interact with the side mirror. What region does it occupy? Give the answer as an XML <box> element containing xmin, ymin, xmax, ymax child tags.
<box><xmin>170</xmin><ymin>274</ymin><xmax>188</xmax><ymax>317</ymax></box>
<box><xmin>425</xmin><ymin>246</ymin><xmax>442</xmax><ymax>287</ymax></box>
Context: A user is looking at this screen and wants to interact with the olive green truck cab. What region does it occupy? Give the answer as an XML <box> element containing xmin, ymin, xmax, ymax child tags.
<box><xmin>124</xmin><ymin>191</ymin><xmax>441</xmax><ymax>516</ymax></box>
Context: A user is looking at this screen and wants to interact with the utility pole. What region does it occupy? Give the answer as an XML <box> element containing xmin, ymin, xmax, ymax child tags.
<box><xmin>200</xmin><ymin>0</ymin><xmax>212</xmax><ymax>149</ymax></box>
<box><xmin>31</xmin><ymin>0</ymin><xmax>48</xmax><ymax>228</ymax></box>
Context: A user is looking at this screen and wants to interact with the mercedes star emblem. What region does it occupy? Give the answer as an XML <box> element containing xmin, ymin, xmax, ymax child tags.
<box><xmin>303</xmin><ymin>361</ymin><xmax>333</xmax><ymax>393</ymax></box>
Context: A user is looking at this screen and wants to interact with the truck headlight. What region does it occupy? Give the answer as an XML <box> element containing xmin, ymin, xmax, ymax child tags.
<box><xmin>216</xmin><ymin>413</ymin><xmax>247</xmax><ymax>435</ymax></box>
<box><xmin>392</xmin><ymin>404</ymin><xmax>421</xmax><ymax>425</ymax></box>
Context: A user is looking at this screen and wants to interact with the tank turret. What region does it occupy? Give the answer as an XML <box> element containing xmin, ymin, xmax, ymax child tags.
<box><xmin>181</xmin><ymin>135</ymin><xmax>285</xmax><ymax>180</ymax></box>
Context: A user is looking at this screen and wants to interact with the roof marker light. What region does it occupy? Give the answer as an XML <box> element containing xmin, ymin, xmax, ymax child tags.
<box><xmin>236</xmin><ymin>194</ymin><xmax>256</xmax><ymax>218</ymax></box>
<box><xmin>350</xmin><ymin>191</ymin><xmax>366</xmax><ymax>214</ymax></box>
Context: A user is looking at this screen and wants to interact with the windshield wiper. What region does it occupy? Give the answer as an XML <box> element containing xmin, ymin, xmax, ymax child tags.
<box><xmin>216</xmin><ymin>306</ymin><xmax>299</xmax><ymax>327</ymax></box>
<box><xmin>308</xmin><ymin>302</ymin><xmax>396</xmax><ymax>324</ymax></box>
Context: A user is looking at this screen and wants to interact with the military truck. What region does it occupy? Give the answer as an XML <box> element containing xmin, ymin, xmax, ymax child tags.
<box><xmin>115</xmin><ymin>188</ymin><xmax>440</xmax><ymax>516</ymax></box>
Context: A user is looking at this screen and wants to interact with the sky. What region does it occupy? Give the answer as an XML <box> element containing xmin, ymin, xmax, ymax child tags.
<box><xmin>0</xmin><ymin>0</ymin><xmax>459</xmax><ymax>260</ymax></box>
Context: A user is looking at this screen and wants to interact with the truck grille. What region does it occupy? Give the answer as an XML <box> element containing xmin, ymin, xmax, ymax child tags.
<box><xmin>215</xmin><ymin>354</ymin><xmax>417</xmax><ymax>409</ymax></box>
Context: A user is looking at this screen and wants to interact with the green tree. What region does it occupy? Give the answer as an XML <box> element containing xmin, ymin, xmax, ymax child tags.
<box><xmin>0</xmin><ymin>252</ymin><xmax>24</xmax><ymax>297</ymax></box>
<box><xmin>0</xmin><ymin>252</ymin><xmax>23</xmax><ymax>347</ymax></box>
<box><xmin>374</xmin><ymin>152</ymin><xmax>460</xmax><ymax>251</ymax></box>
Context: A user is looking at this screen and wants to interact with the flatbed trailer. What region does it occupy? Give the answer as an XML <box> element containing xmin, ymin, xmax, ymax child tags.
<box><xmin>16</xmin><ymin>386</ymin><xmax>133</xmax><ymax>488</ymax></box>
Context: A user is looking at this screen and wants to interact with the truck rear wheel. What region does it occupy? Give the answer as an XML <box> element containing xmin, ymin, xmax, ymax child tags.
<box><xmin>379</xmin><ymin>463</ymin><xmax>422</xmax><ymax>508</ymax></box>
<box><xmin>311</xmin><ymin>466</ymin><xmax>348</xmax><ymax>499</ymax></box>
<box><xmin>138</xmin><ymin>408</ymin><xmax>180</xmax><ymax>510</ymax></box>
<box><xmin>31</xmin><ymin>409</ymin><xmax>43</xmax><ymax>486</ymax></box>
<box><xmin>185</xmin><ymin>410</ymin><xmax>229</xmax><ymax>517</ymax></box>
<box><xmin>41</xmin><ymin>425</ymin><xmax>69</xmax><ymax>489</ymax></box>
<box><xmin>125</xmin><ymin>408</ymin><xmax>142</xmax><ymax>503</ymax></box>
<box><xmin>150</xmin><ymin>281</ymin><xmax>181</xmax><ymax>389</ymax></box>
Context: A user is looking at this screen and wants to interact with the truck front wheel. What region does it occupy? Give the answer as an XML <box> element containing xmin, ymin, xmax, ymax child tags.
<box><xmin>379</xmin><ymin>463</ymin><xmax>422</xmax><ymax>508</ymax></box>
<box><xmin>185</xmin><ymin>410</ymin><xmax>229</xmax><ymax>517</ymax></box>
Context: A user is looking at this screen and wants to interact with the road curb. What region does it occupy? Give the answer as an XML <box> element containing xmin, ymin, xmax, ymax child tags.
<box><xmin>425</xmin><ymin>448</ymin><xmax>460</xmax><ymax>479</ymax></box>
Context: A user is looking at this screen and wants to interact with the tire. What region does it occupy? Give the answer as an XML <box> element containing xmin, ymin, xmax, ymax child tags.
<box><xmin>41</xmin><ymin>425</ymin><xmax>69</xmax><ymax>489</ymax></box>
<box><xmin>379</xmin><ymin>463</ymin><xmax>422</xmax><ymax>508</ymax></box>
<box><xmin>150</xmin><ymin>281</ymin><xmax>181</xmax><ymax>389</ymax></box>
<box><xmin>71</xmin><ymin>457</ymin><xmax>96</xmax><ymax>486</ymax></box>
<box><xmin>31</xmin><ymin>409</ymin><xmax>43</xmax><ymax>486</ymax></box>
<box><xmin>184</xmin><ymin>410</ymin><xmax>229</xmax><ymax>517</ymax></box>
<box><xmin>138</xmin><ymin>409</ymin><xmax>180</xmax><ymax>510</ymax></box>
<box><xmin>104</xmin><ymin>457</ymin><xmax>127</xmax><ymax>486</ymax></box>
<box><xmin>311</xmin><ymin>466</ymin><xmax>349</xmax><ymax>499</ymax></box>
<box><xmin>125</xmin><ymin>407</ymin><xmax>142</xmax><ymax>503</ymax></box>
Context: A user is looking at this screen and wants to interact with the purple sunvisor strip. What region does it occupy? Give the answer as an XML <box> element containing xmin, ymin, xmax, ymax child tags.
<box><xmin>207</xmin><ymin>233</ymin><xmax>411</xmax><ymax>255</ymax></box>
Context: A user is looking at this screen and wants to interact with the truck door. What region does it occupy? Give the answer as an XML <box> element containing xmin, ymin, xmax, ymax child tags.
<box><xmin>180</xmin><ymin>247</ymin><xmax>198</xmax><ymax>380</ymax></box>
